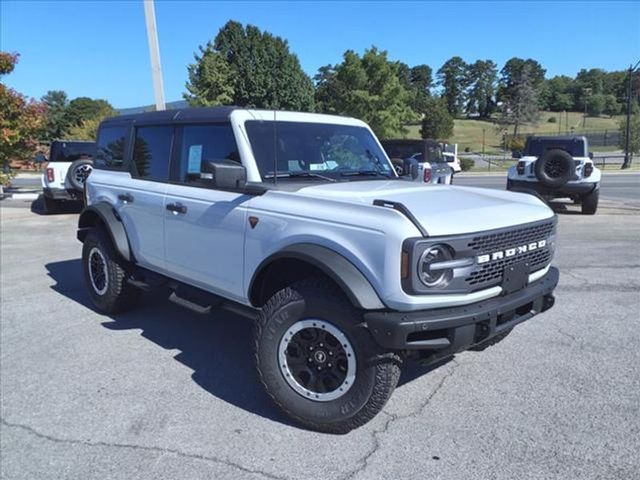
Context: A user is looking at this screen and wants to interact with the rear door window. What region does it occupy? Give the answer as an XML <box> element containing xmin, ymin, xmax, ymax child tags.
<box><xmin>132</xmin><ymin>126</ymin><xmax>174</xmax><ymax>182</ymax></box>
<box><xmin>49</xmin><ymin>142</ymin><xmax>95</xmax><ymax>162</ymax></box>
<box><xmin>175</xmin><ymin>124</ymin><xmax>239</xmax><ymax>184</ymax></box>
<box><xmin>95</xmin><ymin>126</ymin><xmax>129</xmax><ymax>170</ymax></box>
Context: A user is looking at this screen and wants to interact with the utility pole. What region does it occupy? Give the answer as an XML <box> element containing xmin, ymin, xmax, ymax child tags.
<box><xmin>622</xmin><ymin>60</ymin><xmax>640</xmax><ymax>169</ymax></box>
<box><xmin>143</xmin><ymin>0</ymin><xmax>166</xmax><ymax>111</ymax></box>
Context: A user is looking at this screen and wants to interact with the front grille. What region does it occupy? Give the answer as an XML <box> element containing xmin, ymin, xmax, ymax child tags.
<box><xmin>467</xmin><ymin>221</ymin><xmax>555</xmax><ymax>253</ymax></box>
<box><xmin>465</xmin><ymin>220</ymin><xmax>555</xmax><ymax>290</ymax></box>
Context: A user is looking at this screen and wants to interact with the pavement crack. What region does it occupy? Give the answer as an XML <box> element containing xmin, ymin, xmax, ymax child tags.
<box><xmin>0</xmin><ymin>418</ymin><xmax>288</xmax><ymax>480</ymax></box>
<box><xmin>340</xmin><ymin>360</ymin><xmax>460</xmax><ymax>480</ymax></box>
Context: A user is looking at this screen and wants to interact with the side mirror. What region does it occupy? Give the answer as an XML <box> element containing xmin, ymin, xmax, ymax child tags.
<box><xmin>404</xmin><ymin>157</ymin><xmax>419</xmax><ymax>180</ymax></box>
<box><xmin>202</xmin><ymin>160</ymin><xmax>246</xmax><ymax>190</ymax></box>
<box><xmin>512</xmin><ymin>151</ymin><xmax>522</xmax><ymax>159</ymax></box>
<box><xmin>588</xmin><ymin>152</ymin><xmax>594</xmax><ymax>160</ymax></box>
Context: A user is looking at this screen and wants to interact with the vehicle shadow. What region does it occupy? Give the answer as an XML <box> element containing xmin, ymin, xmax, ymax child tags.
<box><xmin>45</xmin><ymin>258</ymin><xmax>446</xmax><ymax>428</ymax></box>
<box><xmin>30</xmin><ymin>195</ymin><xmax>83</xmax><ymax>215</ymax></box>
<box><xmin>45</xmin><ymin>258</ymin><xmax>294</xmax><ymax>427</ymax></box>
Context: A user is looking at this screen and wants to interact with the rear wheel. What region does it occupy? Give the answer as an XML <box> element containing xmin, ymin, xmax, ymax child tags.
<box><xmin>255</xmin><ymin>278</ymin><xmax>401</xmax><ymax>434</ymax></box>
<box><xmin>82</xmin><ymin>228</ymin><xmax>139</xmax><ymax>313</ymax></box>
<box><xmin>581</xmin><ymin>187</ymin><xmax>599</xmax><ymax>215</ymax></box>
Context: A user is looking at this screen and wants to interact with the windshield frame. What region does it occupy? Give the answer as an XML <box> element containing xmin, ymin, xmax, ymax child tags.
<box><xmin>244</xmin><ymin>119</ymin><xmax>396</xmax><ymax>183</ymax></box>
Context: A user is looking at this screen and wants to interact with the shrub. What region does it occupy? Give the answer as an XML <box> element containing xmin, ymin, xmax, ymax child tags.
<box><xmin>460</xmin><ymin>157</ymin><xmax>474</xmax><ymax>171</ymax></box>
<box><xmin>547</xmin><ymin>116</ymin><xmax>557</xmax><ymax>123</ymax></box>
<box><xmin>506</xmin><ymin>135</ymin><xmax>526</xmax><ymax>152</ymax></box>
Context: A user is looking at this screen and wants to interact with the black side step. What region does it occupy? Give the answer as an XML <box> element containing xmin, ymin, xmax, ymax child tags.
<box><xmin>373</xmin><ymin>199</ymin><xmax>428</xmax><ymax>237</ymax></box>
<box><xmin>169</xmin><ymin>292</ymin><xmax>212</xmax><ymax>315</ymax></box>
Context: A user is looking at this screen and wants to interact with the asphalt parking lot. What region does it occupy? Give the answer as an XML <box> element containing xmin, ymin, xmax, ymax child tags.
<box><xmin>1</xmin><ymin>184</ymin><xmax>639</xmax><ymax>479</ymax></box>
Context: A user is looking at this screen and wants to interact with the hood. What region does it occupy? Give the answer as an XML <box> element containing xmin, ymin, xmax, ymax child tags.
<box><xmin>294</xmin><ymin>180</ymin><xmax>554</xmax><ymax>236</ymax></box>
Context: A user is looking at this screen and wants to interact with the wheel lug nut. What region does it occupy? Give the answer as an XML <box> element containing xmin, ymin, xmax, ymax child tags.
<box><xmin>328</xmin><ymin>351</ymin><xmax>333</xmax><ymax>356</ymax></box>
<box><xmin>308</xmin><ymin>358</ymin><xmax>312</xmax><ymax>362</ymax></box>
<box><xmin>319</xmin><ymin>343</ymin><xmax>324</xmax><ymax>347</ymax></box>
<box><xmin>328</xmin><ymin>363</ymin><xmax>332</xmax><ymax>367</ymax></box>
<box><xmin>317</xmin><ymin>366</ymin><xmax>322</xmax><ymax>371</ymax></box>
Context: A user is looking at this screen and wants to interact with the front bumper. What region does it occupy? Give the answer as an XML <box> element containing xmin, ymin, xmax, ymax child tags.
<box><xmin>509</xmin><ymin>179</ymin><xmax>596</xmax><ymax>198</ymax></box>
<box><xmin>43</xmin><ymin>187</ymin><xmax>81</xmax><ymax>201</ymax></box>
<box><xmin>364</xmin><ymin>267</ymin><xmax>558</xmax><ymax>355</ymax></box>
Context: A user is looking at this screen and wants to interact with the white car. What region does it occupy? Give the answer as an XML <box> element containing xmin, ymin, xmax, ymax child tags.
<box><xmin>443</xmin><ymin>142</ymin><xmax>462</xmax><ymax>174</ymax></box>
<box><xmin>42</xmin><ymin>140</ymin><xmax>95</xmax><ymax>213</ymax></box>
<box><xmin>381</xmin><ymin>139</ymin><xmax>453</xmax><ymax>184</ymax></box>
<box><xmin>78</xmin><ymin>107</ymin><xmax>558</xmax><ymax>433</ymax></box>
<box><xmin>507</xmin><ymin>136</ymin><xmax>601</xmax><ymax>214</ymax></box>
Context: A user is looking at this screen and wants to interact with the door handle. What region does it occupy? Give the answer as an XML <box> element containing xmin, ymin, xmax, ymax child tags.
<box><xmin>118</xmin><ymin>193</ymin><xmax>134</xmax><ymax>203</ymax></box>
<box><xmin>166</xmin><ymin>202</ymin><xmax>187</xmax><ymax>214</ymax></box>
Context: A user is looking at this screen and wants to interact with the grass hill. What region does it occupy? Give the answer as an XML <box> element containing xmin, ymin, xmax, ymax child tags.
<box><xmin>404</xmin><ymin>111</ymin><xmax>623</xmax><ymax>153</ymax></box>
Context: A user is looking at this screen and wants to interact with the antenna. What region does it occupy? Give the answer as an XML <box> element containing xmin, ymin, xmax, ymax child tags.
<box><xmin>273</xmin><ymin>110</ymin><xmax>277</xmax><ymax>185</ymax></box>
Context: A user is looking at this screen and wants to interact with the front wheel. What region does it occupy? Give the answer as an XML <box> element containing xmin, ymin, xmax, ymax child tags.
<box><xmin>82</xmin><ymin>229</ymin><xmax>139</xmax><ymax>313</ymax></box>
<box><xmin>581</xmin><ymin>187</ymin><xmax>599</xmax><ymax>215</ymax></box>
<box><xmin>254</xmin><ymin>278</ymin><xmax>401</xmax><ymax>434</ymax></box>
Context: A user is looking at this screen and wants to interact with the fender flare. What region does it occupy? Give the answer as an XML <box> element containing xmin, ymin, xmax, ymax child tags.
<box><xmin>249</xmin><ymin>243</ymin><xmax>386</xmax><ymax>310</ymax></box>
<box><xmin>77</xmin><ymin>202</ymin><xmax>132</xmax><ymax>262</ymax></box>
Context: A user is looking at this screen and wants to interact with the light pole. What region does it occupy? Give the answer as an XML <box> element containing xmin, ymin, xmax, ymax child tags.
<box><xmin>582</xmin><ymin>88</ymin><xmax>592</xmax><ymax>129</ymax></box>
<box><xmin>143</xmin><ymin>0</ymin><xmax>166</xmax><ymax>111</ymax></box>
<box><xmin>621</xmin><ymin>60</ymin><xmax>640</xmax><ymax>169</ymax></box>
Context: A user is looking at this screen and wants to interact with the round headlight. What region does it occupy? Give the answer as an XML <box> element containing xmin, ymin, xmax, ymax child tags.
<box><xmin>418</xmin><ymin>244</ymin><xmax>454</xmax><ymax>288</ymax></box>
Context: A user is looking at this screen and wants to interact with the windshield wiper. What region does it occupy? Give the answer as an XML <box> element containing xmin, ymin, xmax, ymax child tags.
<box><xmin>340</xmin><ymin>170</ymin><xmax>392</xmax><ymax>178</ymax></box>
<box><xmin>264</xmin><ymin>171</ymin><xmax>336</xmax><ymax>182</ymax></box>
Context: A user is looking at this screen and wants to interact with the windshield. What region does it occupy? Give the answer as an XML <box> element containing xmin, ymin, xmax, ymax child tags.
<box><xmin>381</xmin><ymin>140</ymin><xmax>444</xmax><ymax>163</ymax></box>
<box><xmin>49</xmin><ymin>141</ymin><xmax>96</xmax><ymax>162</ymax></box>
<box><xmin>245</xmin><ymin>121</ymin><xmax>394</xmax><ymax>181</ymax></box>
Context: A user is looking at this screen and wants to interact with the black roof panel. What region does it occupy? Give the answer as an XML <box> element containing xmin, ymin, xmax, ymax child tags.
<box><xmin>101</xmin><ymin>106</ymin><xmax>239</xmax><ymax>126</ymax></box>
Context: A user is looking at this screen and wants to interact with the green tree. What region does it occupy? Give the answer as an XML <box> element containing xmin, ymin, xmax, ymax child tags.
<box><xmin>42</xmin><ymin>90</ymin><xmax>70</xmax><ymax>139</ymax></box>
<box><xmin>65</xmin><ymin>97</ymin><xmax>115</xmax><ymax>128</ymax></box>
<box><xmin>185</xmin><ymin>20</ymin><xmax>314</xmax><ymax>111</ymax></box>
<box><xmin>408</xmin><ymin>64</ymin><xmax>433</xmax><ymax>112</ymax></box>
<box><xmin>545</xmin><ymin>75</ymin><xmax>575</xmax><ymax>111</ymax></box>
<box><xmin>603</xmin><ymin>94</ymin><xmax>621</xmax><ymax>115</ymax></box>
<box><xmin>314</xmin><ymin>47</ymin><xmax>416</xmax><ymax>138</ymax></box>
<box><xmin>420</xmin><ymin>96</ymin><xmax>454</xmax><ymax>140</ymax></box>
<box><xmin>586</xmin><ymin>93</ymin><xmax>607</xmax><ymax>116</ymax></box>
<box><xmin>437</xmin><ymin>56</ymin><xmax>468</xmax><ymax>116</ymax></box>
<box><xmin>63</xmin><ymin>98</ymin><xmax>115</xmax><ymax>140</ymax></box>
<box><xmin>500</xmin><ymin>62</ymin><xmax>540</xmax><ymax>137</ymax></box>
<box><xmin>618</xmin><ymin>113</ymin><xmax>640</xmax><ymax>160</ymax></box>
<box><xmin>0</xmin><ymin>52</ymin><xmax>46</xmax><ymax>174</ymax></box>
<box><xmin>184</xmin><ymin>45</ymin><xmax>235</xmax><ymax>106</ymax></box>
<box><xmin>465</xmin><ymin>60</ymin><xmax>497</xmax><ymax>118</ymax></box>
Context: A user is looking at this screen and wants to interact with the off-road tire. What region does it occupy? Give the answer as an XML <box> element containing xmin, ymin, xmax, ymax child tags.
<box><xmin>391</xmin><ymin>158</ymin><xmax>405</xmax><ymax>176</ymax></box>
<box><xmin>67</xmin><ymin>159</ymin><xmax>93</xmax><ymax>191</ymax></box>
<box><xmin>82</xmin><ymin>228</ymin><xmax>139</xmax><ymax>314</ymax></box>
<box><xmin>534</xmin><ymin>149</ymin><xmax>574</xmax><ymax>188</ymax></box>
<box><xmin>254</xmin><ymin>278</ymin><xmax>401</xmax><ymax>434</ymax></box>
<box><xmin>42</xmin><ymin>195</ymin><xmax>60</xmax><ymax>214</ymax></box>
<box><xmin>581</xmin><ymin>187</ymin><xmax>599</xmax><ymax>215</ymax></box>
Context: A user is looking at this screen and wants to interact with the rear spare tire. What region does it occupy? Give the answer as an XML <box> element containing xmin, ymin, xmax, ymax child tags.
<box><xmin>255</xmin><ymin>278</ymin><xmax>401</xmax><ymax>434</ymax></box>
<box><xmin>67</xmin><ymin>159</ymin><xmax>93</xmax><ymax>191</ymax></box>
<box><xmin>534</xmin><ymin>149</ymin><xmax>573</xmax><ymax>188</ymax></box>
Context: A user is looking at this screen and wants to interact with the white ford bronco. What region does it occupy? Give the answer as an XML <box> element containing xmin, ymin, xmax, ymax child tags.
<box><xmin>78</xmin><ymin>107</ymin><xmax>559</xmax><ymax>433</ymax></box>
<box><xmin>507</xmin><ymin>135</ymin><xmax>601</xmax><ymax>214</ymax></box>
<box><xmin>42</xmin><ymin>140</ymin><xmax>95</xmax><ymax>213</ymax></box>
